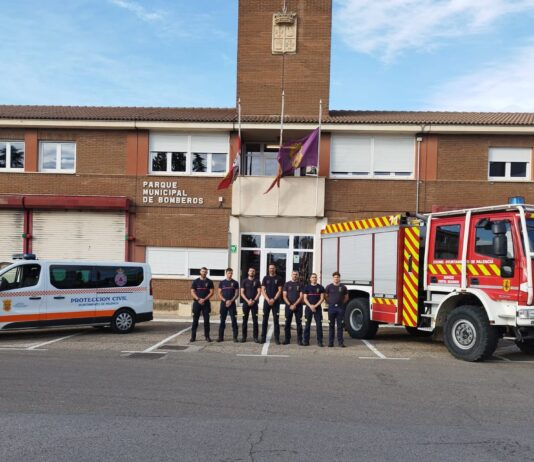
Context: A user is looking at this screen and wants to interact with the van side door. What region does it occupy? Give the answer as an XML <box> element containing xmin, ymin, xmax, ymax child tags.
<box><xmin>0</xmin><ymin>262</ymin><xmax>44</xmax><ymax>328</ymax></box>
<box><xmin>93</xmin><ymin>265</ymin><xmax>146</xmax><ymax>318</ymax></box>
<box><xmin>47</xmin><ymin>264</ymin><xmax>96</xmax><ymax>325</ymax></box>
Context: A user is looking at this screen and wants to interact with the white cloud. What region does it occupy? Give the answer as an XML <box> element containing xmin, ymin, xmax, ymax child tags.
<box><xmin>428</xmin><ymin>42</ymin><xmax>534</xmax><ymax>111</ymax></box>
<box><xmin>109</xmin><ymin>0</ymin><xmax>163</xmax><ymax>23</ymax></box>
<box><xmin>334</xmin><ymin>0</ymin><xmax>534</xmax><ymax>61</ymax></box>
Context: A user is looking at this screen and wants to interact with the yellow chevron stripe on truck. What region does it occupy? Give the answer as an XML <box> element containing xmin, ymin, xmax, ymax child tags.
<box><xmin>428</xmin><ymin>262</ymin><xmax>501</xmax><ymax>277</ymax></box>
<box><xmin>402</xmin><ymin>227</ymin><xmax>420</xmax><ymax>327</ymax></box>
<box><xmin>321</xmin><ymin>214</ymin><xmax>403</xmax><ymax>235</ymax></box>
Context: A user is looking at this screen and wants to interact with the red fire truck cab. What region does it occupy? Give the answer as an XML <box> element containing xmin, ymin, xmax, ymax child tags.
<box><xmin>320</xmin><ymin>202</ymin><xmax>534</xmax><ymax>361</ymax></box>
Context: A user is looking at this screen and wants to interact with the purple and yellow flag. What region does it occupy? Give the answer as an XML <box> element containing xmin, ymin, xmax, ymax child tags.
<box><xmin>265</xmin><ymin>128</ymin><xmax>320</xmax><ymax>193</ymax></box>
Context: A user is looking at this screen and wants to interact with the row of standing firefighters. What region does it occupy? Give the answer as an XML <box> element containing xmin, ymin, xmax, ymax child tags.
<box><xmin>190</xmin><ymin>265</ymin><xmax>349</xmax><ymax>347</ymax></box>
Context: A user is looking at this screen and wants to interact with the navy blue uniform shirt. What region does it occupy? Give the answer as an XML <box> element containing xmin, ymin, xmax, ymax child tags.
<box><xmin>191</xmin><ymin>278</ymin><xmax>214</xmax><ymax>299</ymax></box>
<box><xmin>262</xmin><ymin>275</ymin><xmax>283</xmax><ymax>299</ymax></box>
<box><xmin>283</xmin><ymin>280</ymin><xmax>302</xmax><ymax>304</ymax></box>
<box><xmin>219</xmin><ymin>278</ymin><xmax>239</xmax><ymax>301</ymax></box>
<box><xmin>325</xmin><ymin>283</ymin><xmax>347</xmax><ymax>307</ymax></box>
<box><xmin>304</xmin><ymin>283</ymin><xmax>325</xmax><ymax>305</ymax></box>
<box><xmin>241</xmin><ymin>278</ymin><xmax>260</xmax><ymax>301</ymax></box>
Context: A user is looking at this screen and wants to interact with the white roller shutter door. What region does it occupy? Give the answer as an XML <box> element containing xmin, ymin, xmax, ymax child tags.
<box><xmin>321</xmin><ymin>237</ymin><xmax>338</xmax><ymax>283</ymax></box>
<box><xmin>32</xmin><ymin>210</ymin><xmax>126</xmax><ymax>261</ymax></box>
<box><xmin>339</xmin><ymin>234</ymin><xmax>372</xmax><ymax>284</ymax></box>
<box><xmin>0</xmin><ymin>210</ymin><xmax>23</xmax><ymax>261</ymax></box>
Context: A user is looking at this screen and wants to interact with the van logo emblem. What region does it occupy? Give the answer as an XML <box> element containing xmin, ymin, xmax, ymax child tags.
<box><xmin>115</xmin><ymin>269</ymin><xmax>127</xmax><ymax>287</ymax></box>
<box><xmin>3</xmin><ymin>299</ymin><xmax>12</xmax><ymax>312</ymax></box>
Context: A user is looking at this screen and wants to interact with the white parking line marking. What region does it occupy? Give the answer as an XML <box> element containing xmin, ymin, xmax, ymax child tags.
<box><xmin>261</xmin><ymin>324</ymin><xmax>274</xmax><ymax>356</ymax></box>
<box><xmin>0</xmin><ymin>347</ymin><xmax>47</xmax><ymax>351</ymax></box>
<box><xmin>26</xmin><ymin>332</ymin><xmax>82</xmax><ymax>350</ymax></box>
<box><xmin>361</xmin><ymin>339</ymin><xmax>387</xmax><ymax>359</ymax></box>
<box><xmin>237</xmin><ymin>354</ymin><xmax>290</xmax><ymax>358</ymax></box>
<box><xmin>358</xmin><ymin>356</ymin><xmax>410</xmax><ymax>360</ymax></box>
<box><xmin>494</xmin><ymin>354</ymin><xmax>512</xmax><ymax>362</ymax></box>
<box><xmin>143</xmin><ymin>326</ymin><xmax>191</xmax><ymax>353</ymax></box>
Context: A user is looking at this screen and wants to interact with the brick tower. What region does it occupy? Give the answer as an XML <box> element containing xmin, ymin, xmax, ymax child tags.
<box><xmin>237</xmin><ymin>0</ymin><xmax>332</xmax><ymax>117</ymax></box>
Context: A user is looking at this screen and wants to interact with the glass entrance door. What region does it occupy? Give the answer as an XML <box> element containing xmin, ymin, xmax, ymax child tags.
<box><xmin>266</xmin><ymin>252</ymin><xmax>289</xmax><ymax>284</ymax></box>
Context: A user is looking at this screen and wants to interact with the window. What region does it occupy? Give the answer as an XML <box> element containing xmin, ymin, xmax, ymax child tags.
<box><xmin>149</xmin><ymin>133</ymin><xmax>228</xmax><ymax>175</ymax></box>
<box><xmin>330</xmin><ymin>135</ymin><xmax>414</xmax><ymax>178</ymax></box>
<box><xmin>488</xmin><ymin>147</ymin><xmax>531</xmax><ymax>181</ymax></box>
<box><xmin>0</xmin><ymin>264</ymin><xmax>41</xmax><ymax>291</ymax></box>
<box><xmin>243</xmin><ymin>143</ymin><xmax>279</xmax><ymax>176</ymax></box>
<box><xmin>40</xmin><ymin>142</ymin><xmax>76</xmax><ymax>173</ymax></box>
<box><xmin>475</xmin><ymin>220</ymin><xmax>514</xmax><ymax>259</ymax></box>
<box><xmin>50</xmin><ymin>265</ymin><xmax>92</xmax><ymax>289</ymax></box>
<box><xmin>146</xmin><ymin>247</ymin><xmax>228</xmax><ymax>278</ymax></box>
<box><xmin>0</xmin><ymin>141</ymin><xmax>24</xmax><ymax>171</ymax></box>
<box><xmin>434</xmin><ymin>225</ymin><xmax>461</xmax><ymax>260</ymax></box>
<box><xmin>94</xmin><ymin>266</ymin><xmax>144</xmax><ymax>288</ymax></box>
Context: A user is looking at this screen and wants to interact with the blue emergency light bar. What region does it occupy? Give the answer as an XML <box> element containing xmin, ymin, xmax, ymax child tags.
<box><xmin>12</xmin><ymin>253</ymin><xmax>37</xmax><ymax>260</ymax></box>
<box><xmin>509</xmin><ymin>196</ymin><xmax>526</xmax><ymax>205</ymax></box>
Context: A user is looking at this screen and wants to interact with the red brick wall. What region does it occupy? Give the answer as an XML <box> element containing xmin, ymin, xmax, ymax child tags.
<box><xmin>237</xmin><ymin>0</ymin><xmax>332</xmax><ymax>116</ymax></box>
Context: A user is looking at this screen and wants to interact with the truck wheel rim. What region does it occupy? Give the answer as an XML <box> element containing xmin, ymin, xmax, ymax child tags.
<box><xmin>350</xmin><ymin>308</ymin><xmax>364</xmax><ymax>331</ymax></box>
<box><xmin>116</xmin><ymin>313</ymin><xmax>133</xmax><ymax>331</ymax></box>
<box><xmin>451</xmin><ymin>319</ymin><xmax>476</xmax><ymax>350</ymax></box>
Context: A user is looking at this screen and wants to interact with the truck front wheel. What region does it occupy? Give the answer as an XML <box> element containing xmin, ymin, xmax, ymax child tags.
<box><xmin>443</xmin><ymin>305</ymin><xmax>499</xmax><ymax>362</ymax></box>
<box><xmin>345</xmin><ymin>298</ymin><xmax>378</xmax><ymax>339</ymax></box>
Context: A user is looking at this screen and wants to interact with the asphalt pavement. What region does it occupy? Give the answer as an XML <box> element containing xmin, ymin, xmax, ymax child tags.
<box><xmin>0</xmin><ymin>320</ymin><xmax>533</xmax><ymax>462</ymax></box>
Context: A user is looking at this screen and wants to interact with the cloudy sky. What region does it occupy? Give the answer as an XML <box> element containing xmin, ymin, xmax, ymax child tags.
<box><xmin>1</xmin><ymin>0</ymin><xmax>534</xmax><ymax>111</ymax></box>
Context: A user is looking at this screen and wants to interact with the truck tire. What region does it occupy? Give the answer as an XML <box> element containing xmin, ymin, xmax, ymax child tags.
<box><xmin>111</xmin><ymin>308</ymin><xmax>136</xmax><ymax>334</ymax></box>
<box><xmin>515</xmin><ymin>340</ymin><xmax>534</xmax><ymax>355</ymax></box>
<box><xmin>405</xmin><ymin>326</ymin><xmax>434</xmax><ymax>338</ymax></box>
<box><xmin>345</xmin><ymin>297</ymin><xmax>378</xmax><ymax>339</ymax></box>
<box><xmin>443</xmin><ymin>305</ymin><xmax>499</xmax><ymax>362</ymax></box>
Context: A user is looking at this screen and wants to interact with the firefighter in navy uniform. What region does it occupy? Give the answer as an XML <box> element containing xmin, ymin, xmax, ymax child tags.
<box><xmin>240</xmin><ymin>267</ymin><xmax>261</xmax><ymax>343</ymax></box>
<box><xmin>190</xmin><ymin>267</ymin><xmax>215</xmax><ymax>342</ymax></box>
<box><xmin>217</xmin><ymin>268</ymin><xmax>240</xmax><ymax>342</ymax></box>
<box><xmin>260</xmin><ymin>264</ymin><xmax>283</xmax><ymax>344</ymax></box>
<box><xmin>282</xmin><ymin>271</ymin><xmax>304</xmax><ymax>345</ymax></box>
<box><xmin>325</xmin><ymin>271</ymin><xmax>349</xmax><ymax>347</ymax></box>
<box><xmin>303</xmin><ymin>273</ymin><xmax>325</xmax><ymax>347</ymax></box>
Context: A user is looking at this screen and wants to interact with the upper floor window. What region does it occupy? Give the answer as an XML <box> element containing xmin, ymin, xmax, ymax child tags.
<box><xmin>40</xmin><ymin>142</ymin><xmax>76</xmax><ymax>173</ymax></box>
<box><xmin>149</xmin><ymin>133</ymin><xmax>228</xmax><ymax>176</ymax></box>
<box><xmin>330</xmin><ymin>135</ymin><xmax>414</xmax><ymax>179</ymax></box>
<box><xmin>243</xmin><ymin>142</ymin><xmax>316</xmax><ymax>177</ymax></box>
<box><xmin>0</xmin><ymin>141</ymin><xmax>24</xmax><ymax>171</ymax></box>
<box><xmin>488</xmin><ymin>147</ymin><xmax>531</xmax><ymax>181</ymax></box>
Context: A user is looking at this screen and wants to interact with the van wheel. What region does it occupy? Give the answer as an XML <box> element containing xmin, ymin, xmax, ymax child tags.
<box><xmin>443</xmin><ymin>305</ymin><xmax>498</xmax><ymax>362</ymax></box>
<box><xmin>405</xmin><ymin>326</ymin><xmax>434</xmax><ymax>337</ymax></box>
<box><xmin>515</xmin><ymin>340</ymin><xmax>534</xmax><ymax>355</ymax></box>
<box><xmin>345</xmin><ymin>297</ymin><xmax>378</xmax><ymax>339</ymax></box>
<box><xmin>111</xmin><ymin>309</ymin><xmax>136</xmax><ymax>334</ymax></box>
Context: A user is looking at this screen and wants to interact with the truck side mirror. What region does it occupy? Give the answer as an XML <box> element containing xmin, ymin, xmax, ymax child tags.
<box><xmin>492</xmin><ymin>222</ymin><xmax>507</xmax><ymax>235</ymax></box>
<box><xmin>493</xmin><ymin>235</ymin><xmax>508</xmax><ymax>257</ymax></box>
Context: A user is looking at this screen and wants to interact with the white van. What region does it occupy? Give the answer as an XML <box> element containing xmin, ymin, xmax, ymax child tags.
<box><xmin>0</xmin><ymin>255</ymin><xmax>153</xmax><ymax>333</ymax></box>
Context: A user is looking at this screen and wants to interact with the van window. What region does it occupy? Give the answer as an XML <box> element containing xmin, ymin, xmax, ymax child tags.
<box><xmin>0</xmin><ymin>264</ymin><xmax>41</xmax><ymax>292</ymax></box>
<box><xmin>94</xmin><ymin>266</ymin><xmax>144</xmax><ymax>288</ymax></box>
<box><xmin>434</xmin><ymin>225</ymin><xmax>461</xmax><ymax>260</ymax></box>
<box><xmin>50</xmin><ymin>265</ymin><xmax>93</xmax><ymax>290</ymax></box>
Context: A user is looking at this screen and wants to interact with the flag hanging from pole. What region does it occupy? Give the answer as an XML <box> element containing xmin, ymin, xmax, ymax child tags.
<box><xmin>217</xmin><ymin>137</ymin><xmax>241</xmax><ymax>190</ymax></box>
<box><xmin>264</xmin><ymin>127</ymin><xmax>320</xmax><ymax>194</ymax></box>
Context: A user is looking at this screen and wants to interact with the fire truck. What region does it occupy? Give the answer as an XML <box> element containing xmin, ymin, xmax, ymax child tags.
<box><xmin>320</xmin><ymin>199</ymin><xmax>534</xmax><ymax>361</ymax></box>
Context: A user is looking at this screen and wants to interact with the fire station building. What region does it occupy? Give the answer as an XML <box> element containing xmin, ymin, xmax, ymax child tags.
<box><xmin>1</xmin><ymin>0</ymin><xmax>534</xmax><ymax>309</ymax></box>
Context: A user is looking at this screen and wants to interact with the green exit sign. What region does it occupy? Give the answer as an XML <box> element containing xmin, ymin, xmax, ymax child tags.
<box><xmin>230</xmin><ymin>245</ymin><xmax>237</xmax><ymax>253</ymax></box>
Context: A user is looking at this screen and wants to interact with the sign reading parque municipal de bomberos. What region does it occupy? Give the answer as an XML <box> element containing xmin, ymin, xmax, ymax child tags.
<box><xmin>141</xmin><ymin>181</ymin><xmax>205</xmax><ymax>206</ymax></box>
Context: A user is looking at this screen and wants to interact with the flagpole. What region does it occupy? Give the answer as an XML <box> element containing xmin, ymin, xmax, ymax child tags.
<box><xmin>315</xmin><ymin>99</ymin><xmax>322</xmax><ymax>217</ymax></box>
<box><xmin>276</xmin><ymin>90</ymin><xmax>285</xmax><ymax>214</ymax></box>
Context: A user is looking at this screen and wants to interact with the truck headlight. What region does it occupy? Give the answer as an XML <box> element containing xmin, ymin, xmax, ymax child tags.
<box><xmin>518</xmin><ymin>309</ymin><xmax>529</xmax><ymax>319</ymax></box>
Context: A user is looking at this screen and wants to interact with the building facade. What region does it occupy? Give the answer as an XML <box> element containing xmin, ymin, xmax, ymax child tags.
<box><xmin>1</xmin><ymin>0</ymin><xmax>534</xmax><ymax>309</ymax></box>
